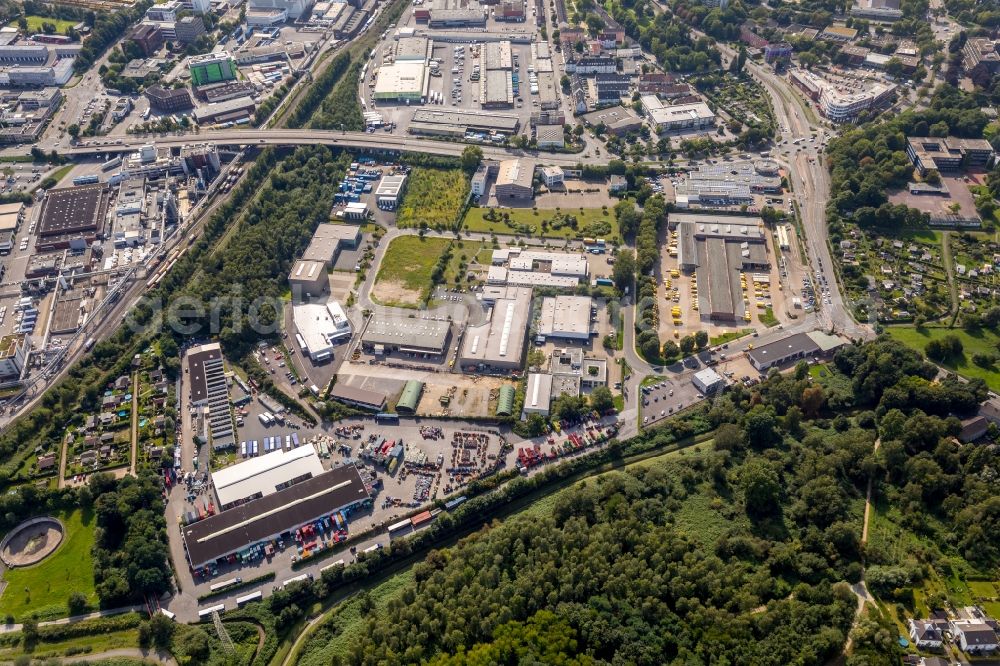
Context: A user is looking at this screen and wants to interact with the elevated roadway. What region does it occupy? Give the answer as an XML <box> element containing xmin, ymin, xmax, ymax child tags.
<box><xmin>67</xmin><ymin>130</ymin><xmax>601</xmax><ymax>167</ymax></box>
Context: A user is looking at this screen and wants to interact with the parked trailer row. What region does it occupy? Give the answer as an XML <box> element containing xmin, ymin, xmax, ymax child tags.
<box><xmin>198</xmin><ymin>604</ymin><xmax>225</xmax><ymax>618</ymax></box>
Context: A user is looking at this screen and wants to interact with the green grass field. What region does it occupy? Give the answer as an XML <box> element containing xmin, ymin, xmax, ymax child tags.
<box><xmin>463</xmin><ymin>207</ymin><xmax>618</xmax><ymax>240</ymax></box>
<box><xmin>22</xmin><ymin>16</ymin><xmax>78</xmax><ymax>34</ymax></box>
<box><xmin>396</xmin><ymin>168</ymin><xmax>469</xmax><ymax>230</ymax></box>
<box><xmin>886</xmin><ymin>325</ymin><xmax>1000</xmax><ymax>391</ymax></box>
<box><xmin>0</xmin><ymin>510</ymin><xmax>98</xmax><ymax>621</ymax></box>
<box><xmin>710</xmin><ymin>329</ymin><xmax>753</xmax><ymax>346</ymax></box>
<box><xmin>371</xmin><ymin>236</ymin><xmax>450</xmax><ymax>306</ymax></box>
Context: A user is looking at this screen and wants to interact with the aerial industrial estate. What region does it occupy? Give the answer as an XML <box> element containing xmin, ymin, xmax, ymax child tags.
<box><xmin>0</xmin><ymin>0</ymin><xmax>998</xmax><ymax>662</ymax></box>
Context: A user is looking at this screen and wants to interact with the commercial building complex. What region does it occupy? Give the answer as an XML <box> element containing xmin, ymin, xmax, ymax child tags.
<box><xmin>641</xmin><ymin>96</ymin><xmax>715</xmax><ymax>133</ymax></box>
<box><xmin>674</xmin><ymin>213</ymin><xmax>769</xmax><ymax>322</ymax></box>
<box><xmin>788</xmin><ymin>68</ymin><xmax>895</xmax><ymax>123</ymax></box>
<box><xmin>674</xmin><ymin>162</ymin><xmax>782</xmax><ymax>208</ymax></box>
<box><xmin>183</xmin><ymin>464</ymin><xmax>370</xmax><ymax>568</ymax></box>
<box><xmin>488</xmin><ymin>248</ymin><xmax>589</xmax><ymax>288</ymax></box>
<box><xmin>746</xmin><ymin>331</ymin><xmax>845</xmax><ymax>371</ymax></box>
<box><xmin>458</xmin><ymin>287</ymin><xmax>531</xmax><ymax>372</ymax></box>
<box><xmin>213</xmin><ymin>446</ymin><xmax>326</xmax><ymax>510</ymax></box>
<box><xmin>373</xmin><ymin>61</ymin><xmax>428</xmax><ymax>102</ymax></box>
<box><xmin>293</xmin><ymin>301</ymin><xmax>352</xmax><ymax>362</ymax></box>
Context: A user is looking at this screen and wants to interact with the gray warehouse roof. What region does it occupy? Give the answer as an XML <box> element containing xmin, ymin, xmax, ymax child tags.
<box><xmin>362</xmin><ymin>317</ymin><xmax>451</xmax><ymax>351</ymax></box>
<box><xmin>459</xmin><ymin>287</ymin><xmax>531</xmax><ymax>367</ymax></box>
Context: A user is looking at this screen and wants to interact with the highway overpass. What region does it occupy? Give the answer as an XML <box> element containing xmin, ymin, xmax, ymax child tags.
<box><xmin>66</xmin><ymin>130</ymin><xmax>599</xmax><ymax>167</ymax></box>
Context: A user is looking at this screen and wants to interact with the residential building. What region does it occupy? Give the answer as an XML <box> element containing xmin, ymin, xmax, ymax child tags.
<box><xmin>594</xmin><ymin>73</ymin><xmax>631</xmax><ymax>103</ymax></box>
<box><xmin>963</xmin><ymin>38</ymin><xmax>1000</xmax><ymax>77</ymax></box>
<box><xmin>907</xmin><ymin>619</ymin><xmax>944</xmax><ymax>650</ymax></box>
<box><xmin>638</xmin><ymin>72</ymin><xmax>677</xmax><ymax>94</ymax></box>
<box><xmin>740</xmin><ymin>23</ymin><xmax>768</xmax><ymax>49</ymax></box>
<box><xmin>764</xmin><ymin>42</ymin><xmax>793</xmax><ymax>64</ymax></box>
<box><xmin>949</xmin><ymin>620</ymin><xmax>999</xmax><ymax>653</ymax></box>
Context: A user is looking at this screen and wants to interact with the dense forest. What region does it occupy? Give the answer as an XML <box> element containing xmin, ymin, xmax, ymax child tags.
<box><xmin>605</xmin><ymin>0</ymin><xmax>720</xmax><ymax>72</ymax></box>
<box><xmin>289</xmin><ymin>338</ymin><xmax>995</xmax><ymax>666</ymax></box>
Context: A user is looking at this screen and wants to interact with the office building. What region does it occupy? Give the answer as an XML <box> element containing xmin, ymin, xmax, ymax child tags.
<box><xmin>693</xmin><ymin>367</ymin><xmax>725</xmax><ymax>394</ymax></box>
<box><xmin>145</xmin><ymin>85</ymin><xmax>194</xmax><ymax>111</ymax></box>
<box><xmin>906</xmin><ymin>136</ymin><xmax>994</xmax><ymax>174</ymax></box>
<box><xmin>641</xmin><ymin>96</ymin><xmax>715</xmax><ymax>133</ymax></box>
<box><xmin>0</xmin><ymin>334</ymin><xmax>28</xmax><ymax>380</ymax></box>
<box><xmin>495</xmin><ymin>159</ymin><xmax>533</xmax><ymax>199</ymax></box>
<box><xmin>175</xmin><ymin>16</ymin><xmax>207</xmax><ymax>44</ymax></box>
<box><xmin>189</xmin><ymin>51</ymin><xmax>237</xmax><ymax>86</ymax></box>
<box><xmin>130</xmin><ymin>24</ymin><xmax>164</xmax><ymax>57</ymax></box>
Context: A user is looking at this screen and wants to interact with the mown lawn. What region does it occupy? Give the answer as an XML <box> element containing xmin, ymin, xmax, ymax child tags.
<box><xmin>886</xmin><ymin>325</ymin><xmax>1000</xmax><ymax>392</ymax></box>
<box><xmin>0</xmin><ymin>510</ymin><xmax>98</xmax><ymax>621</ymax></box>
<box><xmin>396</xmin><ymin>168</ymin><xmax>469</xmax><ymax>230</ymax></box>
<box><xmin>463</xmin><ymin>206</ymin><xmax>618</xmax><ymax>240</ymax></box>
<box><xmin>22</xmin><ymin>16</ymin><xmax>79</xmax><ymax>34</ymax></box>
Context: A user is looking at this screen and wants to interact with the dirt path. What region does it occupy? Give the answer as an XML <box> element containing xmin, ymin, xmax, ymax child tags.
<box><xmin>50</xmin><ymin>647</ymin><xmax>176</xmax><ymax>665</ymax></box>
<box><xmin>861</xmin><ymin>438</ymin><xmax>881</xmax><ymax>546</ymax></box>
<box><xmin>941</xmin><ymin>232</ymin><xmax>959</xmax><ymax>319</ymax></box>
<box><xmin>129</xmin><ymin>372</ymin><xmax>139</xmax><ymax>476</ymax></box>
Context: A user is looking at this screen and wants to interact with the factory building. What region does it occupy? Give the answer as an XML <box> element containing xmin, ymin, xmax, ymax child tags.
<box><xmin>674</xmin><ymin>213</ymin><xmax>769</xmax><ymax>322</ymax></box>
<box><xmin>182</xmin><ymin>464</ymin><xmax>369</xmax><ymax>568</ymax></box>
<box><xmin>458</xmin><ymin>287</ymin><xmax>532</xmax><ymax>372</ymax></box>
<box><xmin>361</xmin><ymin>317</ymin><xmax>451</xmax><ymax>356</ymax></box>
<box><xmin>495</xmin><ymin>159</ymin><xmax>533</xmax><ymax>199</ymax></box>
<box><xmin>288</xmin><ymin>260</ymin><xmax>328</xmax><ymax>299</ymax></box>
<box><xmin>537</xmin><ymin>295</ymin><xmax>593</xmax><ymax>340</ymax></box>
<box><xmin>213</xmin><ymin>446</ymin><xmax>326</xmax><ymax>510</ymax></box>
<box><xmin>36</xmin><ymin>184</ymin><xmax>110</xmax><ymax>252</ymax></box>
<box><xmin>375</xmin><ymin>173</ymin><xmax>407</xmax><ymax>210</ymax></box>
<box><xmin>292</xmin><ymin>301</ymin><xmax>351</xmax><ymax>362</ymax></box>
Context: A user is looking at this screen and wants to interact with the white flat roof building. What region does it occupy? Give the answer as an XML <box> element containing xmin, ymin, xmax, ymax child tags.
<box><xmin>292</xmin><ymin>300</ymin><xmax>352</xmax><ymax>362</ymax></box>
<box><xmin>213</xmin><ymin>445</ymin><xmax>325</xmax><ymax>509</ymax></box>
<box><xmin>373</xmin><ymin>61</ymin><xmax>428</xmax><ymax>101</ymax></box>
<box><xmin>537</xmin><ymin>295</ymin><xmax>592</xmax><ymax>340</ymax></box>
<box><xmin>641</xmin><ymin>96</ymin><xmax>715</xmax><ymax>133</ymax></box>
<box><xmin>523</xmin><ymin>373</ymin><xmax>553</xmax><ymax>416</ymax></box>
<box><xmin>458</xmin><ymin>287</ymin><xmax>531</xmax><ymax>371</ymax></box>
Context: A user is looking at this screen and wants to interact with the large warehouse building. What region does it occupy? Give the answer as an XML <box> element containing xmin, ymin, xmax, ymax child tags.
<box><xmin>458</xmin><ymin>287</ymin><xmax>531</xmax><ymax>372</ymax></box>
<box><xmin>36</xmin><ymin>184</ymin><xmax>110</xmax><ymax>251</ymax></box>
<box><xmin>213</xmin><ymin>446</ymin><xmax>325</xmax><ymax>510</ymax></box>
<box><xmin>293</xmin><ymin>300</ymin><xmax>352</xmax><ymax>362</ymax></box>
<box><xmin>183</xmin><ymin>464</ymin><xmax>370</xmax><ymax>568</ymax></box>
<box><xmin>361</xmin><ymin>317</ymin><xmax>451</xmax><ymax>357</ymax></box>
<box><xmin>373</xmin><ymin>60</ymin><xmax>428</xmax><ymax>102</ymax></box>
<box><xmin>301</xmin><ymin>224</ymin><xmax>360</xmax><ymax>266</ymax></box>
<box><xmin>537</xmin><ymin>295</ymin><xmax>593</xmax><ymax>340</ymax></box>
<box><xmin>674</xmin><ymin>213</ymin><xmax>769</xmax><ymax>322</ymax></box>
